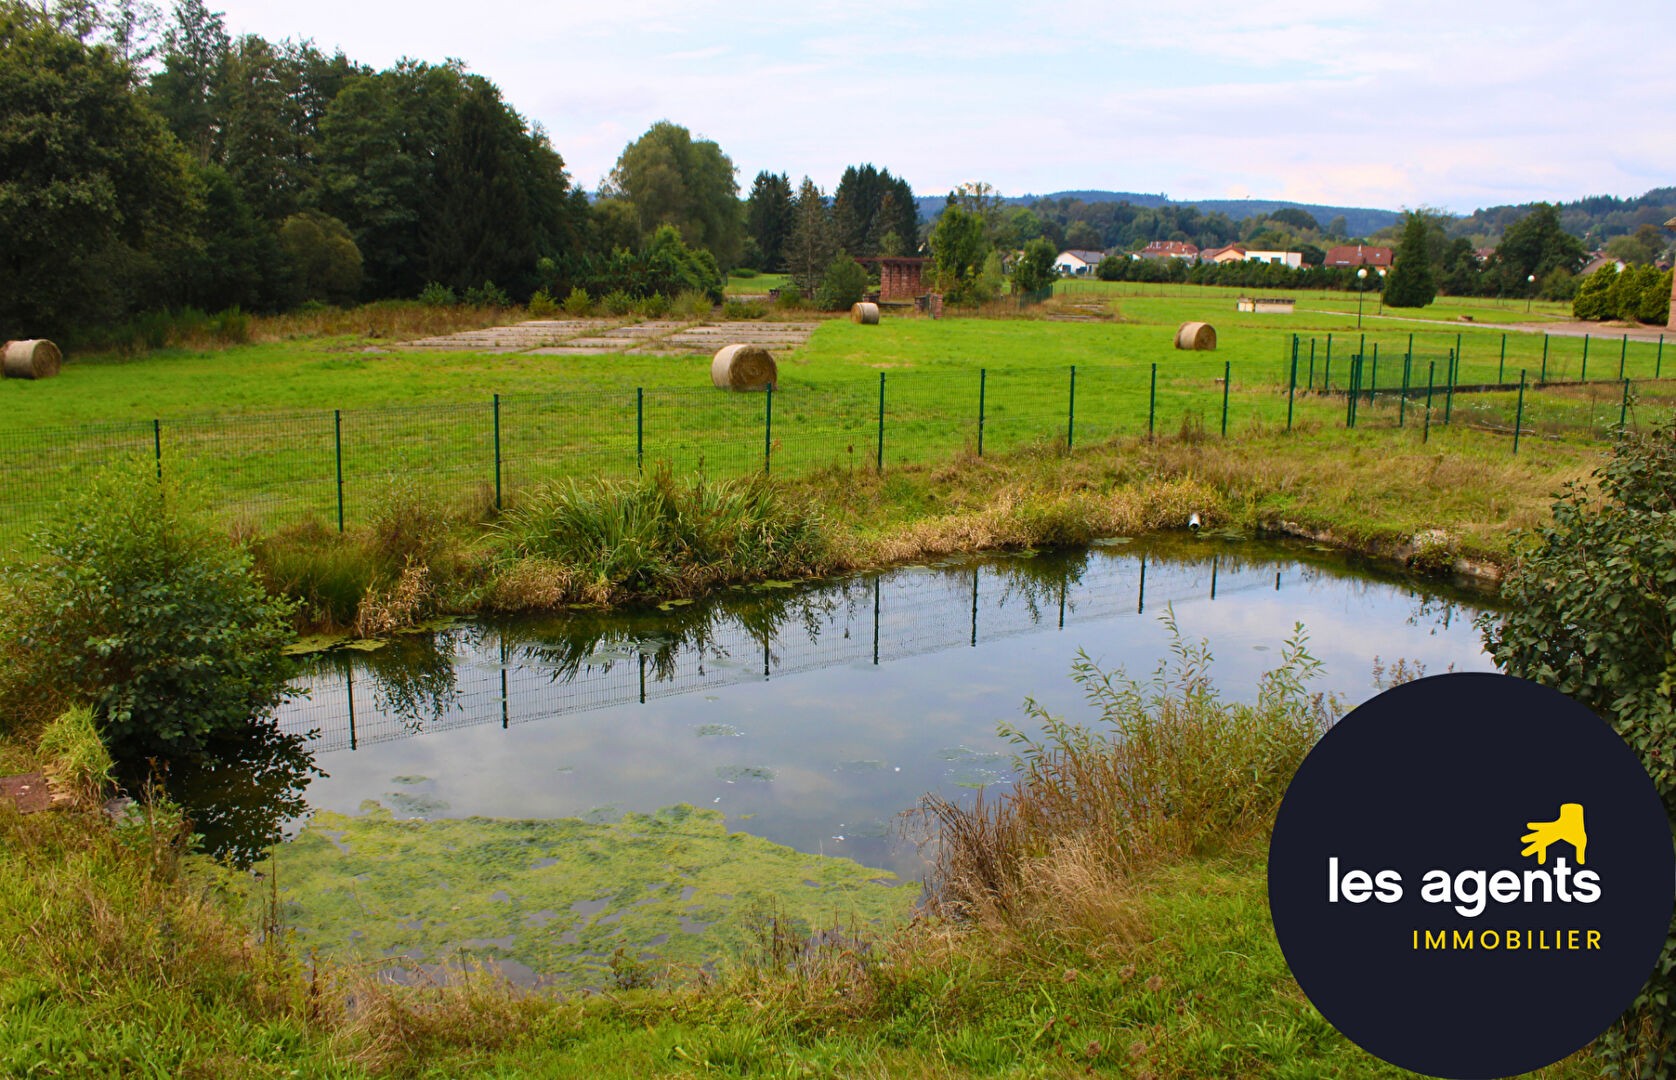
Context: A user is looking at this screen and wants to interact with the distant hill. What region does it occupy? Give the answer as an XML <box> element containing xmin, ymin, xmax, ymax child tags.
<box><xmin>914</xmin><ymin>190</ymin><xmax>1401</xmax><ymax>237</ymax></box>
<box><xmin>1448</xmin><ymin>187</ymin><xmax>1676</xmax><ymax>244</ymax></box>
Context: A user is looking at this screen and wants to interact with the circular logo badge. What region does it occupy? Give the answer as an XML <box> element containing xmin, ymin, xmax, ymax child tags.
<box><xmin>1268</xmin><ymin>673</ymin><xmax>1673</xmax><ymax>1079</ymax></box>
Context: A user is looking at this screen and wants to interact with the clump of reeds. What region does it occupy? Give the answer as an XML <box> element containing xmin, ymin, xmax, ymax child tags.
<box><xmin>493</xmin><ymin>468</ymin><xmax>833</xmax><ymax>603</ymax></box>
<box><xmin>917</xmin><ymin>615</ymin><xmax>1337</xmax><ymax>943</ymax></box>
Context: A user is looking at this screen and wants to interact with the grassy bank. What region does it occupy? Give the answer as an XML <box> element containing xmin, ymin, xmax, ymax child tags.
<box><xmin>224</xmin><ymin>419</ymin><xmax>1594</xmax><ymax>637</ymax></box>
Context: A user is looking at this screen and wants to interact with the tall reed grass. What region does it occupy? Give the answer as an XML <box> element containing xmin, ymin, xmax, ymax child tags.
<box><xmin>494</xmin><ymin>469</ymin><xmax>835</xmax><ymax>604</ymax></box>
<box><xmin>917</xmin><ymin>616</ymin><xmax>1337</xmax><ymax>942</ymax></box>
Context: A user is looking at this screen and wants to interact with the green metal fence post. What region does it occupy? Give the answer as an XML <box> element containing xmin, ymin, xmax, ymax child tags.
<box><xmin>1618</xmin><ymin>334</ymin><xmax>1627</xmax><ymax>381</ymax></box>
<box><xmin>152</xmin><ymin>418</ymin><xmax>162</xmax><ymax>481</ymax></box>
<box><xmin>1345</xmin><ymin>356</ymin><xmax>1358</xmax><ymax>428</ymax></box>
<box><xmin>636</xmin><ymin>388</ymin><xmax>644</xmax><ymax>474</ymax></box>
<box><xmin>333</xmin><ymin>409</ymin><xmax>344</xmax><ymax>532</ymax></box>
<box><xmin>1455</xmin><ymin>332</ymin><xmax>1462</xmax><ymax>374</ymax></box>
<box><xmin>1308</xmin><ymin>338</ymin><xmax>1316</xmax><ymax>390</ymax></box>
<box><xmin>1620</xmin><ymin>378</ymin><xmax>1630</xmax><ymax>433</ymax></box>
<box><xmin>876</xmin><ymin>371</ymin><xmax>885</xmax><ymax>473</ymax></box>
<box><xmin>1148</xmin><ymin>362</ymin><xmax>1157</xmax><ymax>437</ymax></box>
<box><xmin>1370</xmin><ymin>343</ymin><xmax>1379</xmax><ymax>403</ymax></box>
<box><xmin>1399</xmin><ymin>355</ymin><xmax>1411</xmax><ymax>427</ymax></box>
<box><xmin>1325</xmin><ymin>333</ymin><xmax>1333</xmax><ymax>379</ymax></box>
<box><xmin>1581</xmin><ymin>334</ymin><xmax>1590</xmax><ymax>382</ymax></box>
<box><xmin>977</xmin><ymin>368</ymin><xmax>986</xmax><ymax>457</ymax></box>
<box><xmin>1220</xmin><ymin>360</ymin><xmax>1230</xmax><ymax>437</ymax></box>
<box><xmin>1541</xmin><ymin>334</ymin><xmax>1549</xmax><ymax>383</ymax></box>
<box><xmin>764</xmin><ymin>382</ymin><xmax>773</xmax><ymax>475</ymax></box>
<box><xmin>1498</xmin><ymin>334</ymin><xmax>1506</xmax><ymax>385</ymax></box>
<box><xmin>1444</xmin><ymin>348</ymin><xmax>1456</xmax><ymax>424</ymax></box>
<box><xmin>1067</xmin><ymin>365</ymin><xmax>1076</xmax><ymax>450</ymax></box>
<box><xmin>1323</xmin><ymin>355</ymin><xmax>1332</xmax><ymax>394</ymax></box>
<box><xmin>1287</xmin><ymin>352</ymin><xmax>1298</xmax><ymax>432</ymax></box>
<box><xmin>1513</xmin><ymin>370</ymin><xmax>1526</xmax><ymax>455</ymax></box>
<box><xmin>492</xmin><ymin>393</ymin><xmax>502</xmax><ymax>511</ymax></box>
<box><xmin>1424</xmin><ymin>362</ymin><xmax>1435</xmax><ymax>443</ymax></box>
<box><xmin>1659</xmin><ymin>334</ymin><xmax>1665</xmax><ymax>379</ymax></box>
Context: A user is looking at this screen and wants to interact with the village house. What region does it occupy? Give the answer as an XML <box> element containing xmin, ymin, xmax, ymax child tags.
<box><xmin>1134</xmin><ymin>240</ymin><xmax>1200</xmax><ymax>262</ymax></box>
<box><xmin>1323</xmin><ymin>244</ymin><xmax>1393</xmax><ymax>275</ymax></box>
<box><xmin>1053</xmin><ymin>249</ymin><xmax>1107</xmax><ymax>276</ymax></box>
<box><xmin>1202</xmin><ymin>245</ymin><xmax>1301</xmax><ymax>269</ymax></box>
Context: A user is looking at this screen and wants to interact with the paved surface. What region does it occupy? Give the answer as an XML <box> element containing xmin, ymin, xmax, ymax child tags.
<box><xmin>396</xmin><ymin>319</ymin><xmax>821</xmax><ymax>356</ymax></box>
<box><xmin>0</xmin><ymin>772</ymin><xmax>60</xmax><ymax>814</ymax></box>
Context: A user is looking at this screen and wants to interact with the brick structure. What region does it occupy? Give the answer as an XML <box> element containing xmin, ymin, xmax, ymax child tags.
<box><xmin>1668</xmin><ymin>218</ymin><xmax>1676</xmax><ymax>327</ymax></box>
<box><xmin>876</xmin><ymin>257</ymin><xmax>928</xmax><ymax>301</ymax></box>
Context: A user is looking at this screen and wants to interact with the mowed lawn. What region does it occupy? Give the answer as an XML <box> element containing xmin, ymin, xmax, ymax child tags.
<box><xmin>0</xmin><ymin>290</ymin><xmax>1664</xmax><ymax>549</ymax></box>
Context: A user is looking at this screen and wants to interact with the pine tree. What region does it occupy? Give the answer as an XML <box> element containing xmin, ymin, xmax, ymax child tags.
<box><xmin>784</xmin><ymin>178</ymin><xmax>835</xmax><ymax>295</ymax></box>
<box><xmin>745</xmin><ymin>171</ymin><xmax>793</xmax><ymax>271</ymax></box>
<box><xmin>1383</xmin><ymin>212</ymin><xmax>1436</xmax><ymax>308</ymax></box>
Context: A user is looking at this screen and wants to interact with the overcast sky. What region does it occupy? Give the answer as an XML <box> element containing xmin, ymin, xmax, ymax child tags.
<box><xmin>203</xmin><ymin>0</ymin><xmax>1674</xmax><ymax>215</ymax></box>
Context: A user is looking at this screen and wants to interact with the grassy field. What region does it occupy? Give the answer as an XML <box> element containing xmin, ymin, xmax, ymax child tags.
<box><xmin>1</xmin><ymin>286</ymin><xmax>1670</xmax><ymax>551</ymax></box>
<box><xmin>725</xmin><ymin>271</ymin><xmax>791</xmax><ymax>296</ymax></box>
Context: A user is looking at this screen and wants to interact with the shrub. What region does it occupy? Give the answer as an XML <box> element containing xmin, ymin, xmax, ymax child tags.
<box><xmin>671</xmin><ymin>289</ymin><xmax>713</xmax><ymax>319</ymax></box>
<box><xmin>418</xmin><ymin>282</ymin><xmax>458</xmax><ymax>307</ymax></box>
<box><xmin>0</xmin><ymin>467</ymin><xmax>296</xmax><ymax>759</ymax></box>
<box><xmin>1096</xmin><ymin>255</ymin><xmax>1129</xmax><ymax>282</ymax></box>
<box><xmin>601</xmin><ymin>289</ymin><xmax>635</xmax><ymax>316</ymax></box>
<box><xmin>635</xmin><ymin>292</ymin><xmax>670</xmax><ymax>318</ymax></box>
<box><xmin>1572</xmin><ymin>266</ymin><xmax>1615</xmax><ymax>320</ymax></box>
<box><xmin>527</xmin><ymin>289</ymin><xmax>559</xmax><ymax>318</ymax></box>
<box><xmin>464</xmin><ymin>281</ymin><xmax>512</xmax><ymax>308</ymax></box>
<box><xmin>723</xmin><ymin>299</ymin><xmax>767</xmax><ymax>320</ymax></box>
<box><xmin>562</xmin><ymin>286</ymin><xmax>593</xmax><ymax>317</ymax></box>
<box><xmin>210</xmin><ymin>307</ymin><xmax>250</xmax><ymax>344</ymax></box>
<box><xmin>1011</xmin><ymin>238</ymin><xmax>1059</xmax><ymax>297</ymax></box>
<box><xmin>732</xmin><ymin>267</ymin><xmax>761</xmax><ymax>279</ymax></box>
<box><xmin>813</xmin><ymin>251</ymin><xmax>870</xmax><ymax>311</ymax></box>
<box><xmin>1482</xmin><ymin>415</ymin><xmax>1676</xmax><ymax>1072</ymax></box>
<box><xmin>774</xmin><ymin>285</ymin><xmax>806</xmax><ymax>311</ymax></box>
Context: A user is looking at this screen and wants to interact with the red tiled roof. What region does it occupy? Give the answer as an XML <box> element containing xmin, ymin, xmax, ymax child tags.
<box><xmin>1323</xmin><ymin>245</ymin><xmax>1393</xmax><ymax>267</ymax></box>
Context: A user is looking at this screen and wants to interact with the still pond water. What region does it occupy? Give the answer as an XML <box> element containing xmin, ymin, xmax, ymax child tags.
<box><xmin>189</xmin><ymin>536</ymin><xmax>1498</xmax><ymax>882</ymax></box>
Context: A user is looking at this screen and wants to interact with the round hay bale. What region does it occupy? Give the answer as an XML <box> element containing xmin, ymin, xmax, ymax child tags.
<box><xmin>711</xmin><ymin>344</ymin><xmax>778</xmax><ymax>391</ymax></box>
<box><xmin>2</xmin><ymin>339</ymin><xmax>62</xmax><ymax>379</ymax></box>
<box><xmin>850</xmin><ymin>302</ymin><xmax>880</xmax><ymax>325</ymax></box>
<box><xmin>1175</xmin><ymin>322</ymin><xmax>1216</xmax><ymax>351</ymax></box>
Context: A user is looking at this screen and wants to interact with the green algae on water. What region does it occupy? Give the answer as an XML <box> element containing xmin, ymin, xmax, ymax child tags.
<box><xmin>270</xmin><ymin>803</ymin><xmax>911</xmax><ymax>987</ymax></box>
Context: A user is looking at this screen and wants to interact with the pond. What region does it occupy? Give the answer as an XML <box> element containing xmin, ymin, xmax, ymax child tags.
<box><xmin>177</xmin><ymin>536</ymin><xmax>1500</xmax><ymax>986</ymax></box>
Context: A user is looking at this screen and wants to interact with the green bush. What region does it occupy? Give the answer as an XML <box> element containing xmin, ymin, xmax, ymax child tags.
<box><xmin>527</xmin><ymin>289</ymin><xmax>559</xmax><ymax>318</ymax></box>
<box><xmin>671</xmin><ymin>290</ymin><xmax>713</xmax><ymax>319</ymax></box>
<box><xmin>813</xmin><ymin>251</ymin><xmax>870</xmax><ymax>312</ymax></box>
<box><xmin>464</xmin><ymin>281</ymin><xmax>512</xmax><ymax>308</ymax></box>
<box><xmin>418</xmin><ymin>282</ymin><xmax>457</xmax><ymax>307</ymax></box>
<box><xmin>601</xmin><ymin>289</ymin><xmax>635</xmax><ymax>316</ymax></box>
<box><xmin>774</xmin><ymin>285</ymin><xmax>806</xmax><ymax>311</ymax></box>
<box><xmin>1482</xmin><ymin>415</ymin><xmax>1676</xmax><ymax>1072</ymax></box>
<box><xmin>209</xmin><ymin>307</ymin><xmax>250</xmax><ymax>344</ymax></box>
<box><xmin>562</xmin><ymin>286</ymin><xmax>593</xmax><ymax>317</ymax></box>
<box><xmin>1573</xmin><ymin>266</ymin><xmax>1616</xmax><ymax>320</ymax></box>
<box><xmin>636</xmin><ymin>292</ymin><xmax>670</xmax><ymax>318</ymax></box>
<box><xmin>722</xmin><ymin>299</ymin><xmax>767</xmax><ymax>320</ymax></box>
<box><xmin>0</xmin><ymin>467</ymin><xmax>296</xmax><ymax>758</ymax></box>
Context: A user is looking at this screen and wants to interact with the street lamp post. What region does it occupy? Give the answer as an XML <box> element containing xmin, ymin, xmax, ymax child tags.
<box><xmin>1357</xmin><ymin>267</ymin><xmax>1368</xmax><ymax>328</ymax></box>
<box><xmin>1527</xmin><ymin>274</ymin><xmax>1536</xmax><ymax>314</ymax></box>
